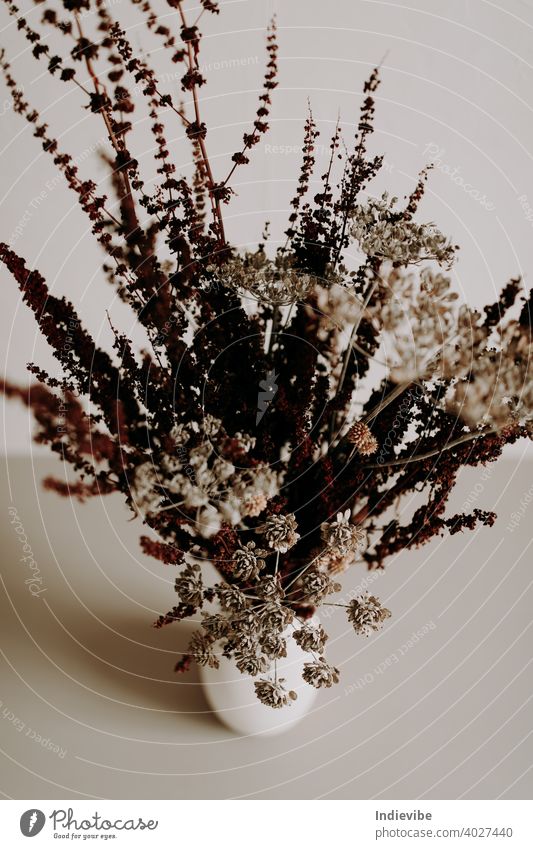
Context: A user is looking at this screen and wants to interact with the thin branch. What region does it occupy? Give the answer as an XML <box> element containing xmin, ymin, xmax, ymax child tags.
<box><xmin>362</xmin><ymin>381</ymin><xmax>414</xmax><ymax>424</ymax></box>
<box><xmin>74</xmin><ymin>13</ymin><xmax>141</xmax><ymax>239</ymax></box>
<box><xmin>330</xmin><ymin>275</ymin><xmax>379</xmax><ymax>438</ymax></box>
<box><xmin>364</xmin><ymin>427</ymin><xmax>500</xmax><ymax>469</ymax></box>
<box><xmin>176</xmin><ymin>1</ymin><xmax>226</xmax><ymax>247</ymax></box>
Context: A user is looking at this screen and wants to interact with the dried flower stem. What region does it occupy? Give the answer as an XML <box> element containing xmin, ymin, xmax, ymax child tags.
<box><xmin>284</xmin><ymin>550</ymin><xmax>324</xmax><ymax>592</ymax></box>
<box><xmin>176</xmin><ymin>1</ymin><xmax>226</xmax><ymax>248</ymax></box>
<box><xmin>74</xmin><ymin>14</ymin><xmax>140</xmax><ymax>237</ymax></box>
<box><xmin>2</xmin><ymin>7</ymin><xmax>529</xmax><ymax>708</ymax></box>
<box><xmin>364</xmin><ymin>427</ymin><xmax>500</xmax><ymax>468</ymax></box>
<box><xmin>330</xmin><ymin>276</ymin><xmax>379</xmax><ymax>438</ymax></box>
<box><xmin>363</xmin><ymin>381</ymin><xmax>414</xmax><ymax>425</ymax></box>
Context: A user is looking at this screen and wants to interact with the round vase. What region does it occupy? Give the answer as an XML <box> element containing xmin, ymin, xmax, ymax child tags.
<box><xmin>199</xmin><ymin>619</ymin><xmax>318</xmax><ymax>737</ymax></box>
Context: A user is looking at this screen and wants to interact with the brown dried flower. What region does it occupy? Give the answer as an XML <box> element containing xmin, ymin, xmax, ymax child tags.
<box><xmin>347</xmin><ymin>421</ymin><xmax>378</xmax><ymax>455</ymax></box>
<box><xmin>293</xmin><ymin>623</ymin><xmax>328</xmax><ymax>653</ymax></box>
<box><xmin>175</xmin><ymin>563</ymin><xmax>203</xmax><ymax>608</ymax></box>
<box><xmin>320</xmin><ymin>510</ymin><xmax>365</xmax><ymax>557</ymax></box>
<box><xmin>232</xmin><ymin>541</ymin><xmax>267</xmax><ymax>581</ymax></box>
<box><xmin>263</xmin><ymin>513</ymin><xmax>300</xmax><ymax>553</ymax></box>
<box><xmin>347</xmin><ymin>594</ymin><xmax>391</xmax><ymax>636</ymax></box>
<box><xmin>188</xmin><ymin>631</ymin><xmax>219</xmax><ymax>669</ymax></box>
<box><xmin>299</xmin><ymin>569</ymin><xmax>341</xmax><ymax>603</ymax></box>
<box><xmin>254</xmin><ymin>677</ymin><xmax>297</xmax><ymax>708</ymax></box>
<box><xmin>302</xmin><ymin>657</ymin><xmax>340</xmax><ymax>688</ymax></box>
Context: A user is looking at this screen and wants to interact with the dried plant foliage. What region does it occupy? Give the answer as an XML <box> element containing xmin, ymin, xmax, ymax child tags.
<box><xmin>1</xmin><ymin>0</ymin><xmax>532</xmax><ymax>706</ymax></box>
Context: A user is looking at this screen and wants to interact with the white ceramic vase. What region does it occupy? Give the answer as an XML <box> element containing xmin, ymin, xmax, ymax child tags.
<box><xmin>199</xmin><ymin>618</ymin><xmax>318</xmax><ymax>737</ymax></box>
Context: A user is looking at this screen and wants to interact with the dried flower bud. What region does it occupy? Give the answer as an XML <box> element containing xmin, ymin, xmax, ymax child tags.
<box><xmin>347</xmin><ymin>421</ymin><xmax>378</xmax><ymax>456</ymax></box>
<box><xmin>233</xmin><ymin>609</ymin><xmax>261</xmax><ymax>635</ymax></box>
<box><xmin>256</xmin><ymin>574</ymin><xmax>283</xmax><ymax>600</ymax></box>
<box><xmin>215</xmin><ymin>582</ymin><xmax>248</xmax><ymax>612</ymax></box>
<box><xmin>258</xmin><ymin>601</ymin><xmax>293</xmax><ymax>633</ymax></box>
<box><xmin>235</xmin><ymin>651</ymin><xmax>270</xmax><ymax>676</ymax></box>
<box><xmin>201</xmin><ymin>612</ymin><xmax>230</xmax><ymax>641</ymax></box>
<box><xmin>350</xmin><ymin>193</ymin><xmax>455</xmax><ymax>267</ymax></box>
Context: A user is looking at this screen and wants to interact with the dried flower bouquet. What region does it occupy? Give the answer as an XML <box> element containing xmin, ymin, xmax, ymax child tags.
<box><xmin>2</xmin><ymin>0</ymin><xmax>532</xmax><ymax>709</ymax></box>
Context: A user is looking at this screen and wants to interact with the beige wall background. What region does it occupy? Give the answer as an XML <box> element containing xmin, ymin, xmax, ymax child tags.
<box><xmin>2</xmin><ymin>0</ymin><xmax>533</xmax><ymax>458</ymax></box>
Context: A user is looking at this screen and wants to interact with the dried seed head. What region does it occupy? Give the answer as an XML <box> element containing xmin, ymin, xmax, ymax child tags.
<box><xmin>254</xmin><ymin>677</ymin><xmax>297</xmax><ymax>708</ymax></box>
<box><xmin>320</xmin><ymin>510</ymin><xmax>365</xmax><ymax>556</ymax></box>
<box><xmin>232</xmin><ymin>541</ymin><xmax>267</xmax><ymax>581</ymax></box>
<box><xmin>174</xmin><ymin>563</ymin><xmax>203</xmax><ymax>607</ymax></box>
<box><xmin>293</xmin><ymin>623</ymin><xmax>328</xmax><ymax>653</ymax></box>
<box><xmin>260</xmin><ymin>633</ymin><xmax>287</xmax><ymax>660</ymax></box>
<box><xmin>299</xmin><ymin>569</ymin><xmax>341</xmax><ymax>603</ymax></box>
<box><xmin>234</xmin><ymin>651</ymin><xmax>270</xmax><ymax>676</ymax></box>
<box><xmin>347</xmin><ymin>421</ymin><xmax>378</xmax><ymax>456</ymax></box>
<box><xmin>347</xmin><ymin>593</ymin><xmax>391</xmax><ymax>636</ymax></box>
<box><xmin>302</xmin><ymin>657</ymin><xmax>340</xmax><ymax>688</ymax></box>
<box><xmin>188</xmin><ymin>631</ymin><xmax>219</xmax><ymax>669</ymax></box>
<box><xmin>263</xmin><ymin>512</ymin><xmax>300</xmax><ymax>553</ymax></box>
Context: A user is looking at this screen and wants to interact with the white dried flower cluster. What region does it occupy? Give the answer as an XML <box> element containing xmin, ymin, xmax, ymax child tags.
<box><xmin>298</xmin><ymin>568</ymin><xmax>341</xmax><ymax>603</ymax></box>
<box><xmin>263</xmin><ymin>512</ymin><xmax>300</xmax><ymax>552</ymax></box>
<box><xmin>302</xmin><ymin>657</ymin><xmax>340</xmax><ymax>688</ymax></box>
<box><xmin>254</xmin><ymin>677</ymin><xmax>297</xmax><ymax>708</ymax></box>
<box><xmin>218</xmin><ymin>253</ymin><xmax>317</xmax><ymax>305</ymax></box>
<box><xmin>186</xmin><ymin>584</ymin><xmax>296</xmax><ymax>687</ymax></box>
<box><xmin>293</xmin><ymin>623</ymin><xmax>328</xmax><ymax>653</ymax></box>
<box><xmin>170</xmin><ymin>500</ymin><xmax>392</xmax><ymax>707</ymax></box>
<box><xmin>242</xmin><ymin>492</ymin><xmax>269</xmax><ymax>517</ymax></box>
<box><xmin>377</xmin><ymin>267</ymin><xmax>460</xmax><ymax>383</ymax></box>
<box><xmin>444</xmin><ymin>316</ymin><xmax>533</xmax><ymax>430</ymax></box>
<box><xmin>347</xmin><ymin>594</ymin><xmax>391</xmax><ymax>636</ymax></box>
<box><xmin>131</xmin><ymin>417</ymin><xmax>281</xmax><ymax>538</ymax></box>
<box><xmin>373</xmin><ymin>268</ymin><xmax>533</xmax><ymax>431</ymax></box>
<box><xmin>174</xmin><ymin>504</ymin><xmax>392</xmax><ymax>707</ymax></box>
<box><xmin>350</xmin><ymin>193</ymin><xmax>456</xmax><ymax>266</ymax></box>
<box><xmin>232</xmin><ymin>542</ymin><xmax>268</xmax><ymax>582</ymax></box>
<box><xmin>313</xmin><ymin>283</ymin><xmax>364</xmax><ymax>352</ymax></box>
<box><xmin>320</xmin><ymin>510</ymin><xmax>365</xmax><ymax>557</ymax></box>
